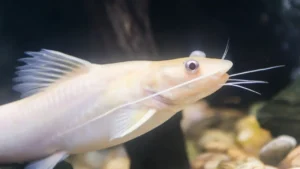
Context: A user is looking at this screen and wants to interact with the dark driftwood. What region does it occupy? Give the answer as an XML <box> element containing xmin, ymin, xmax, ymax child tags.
<box><xmin>256</xmin><ymin>77</ymin><xmax>300</xmax><ymax>141</ymax></box>
<box><xmin>104</xmin><ymin>0</ymin><xmax>158</xmax><ymax>58</ymax></box>
<box><xmin>103</xmin><ymin>1</ymin><xmax>190</xmax><ymax>169</ymax></box>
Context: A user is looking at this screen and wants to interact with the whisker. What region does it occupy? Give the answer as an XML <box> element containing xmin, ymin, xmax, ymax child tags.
<box><xmin>225</xmin><ymin>81</ymin><xmax>268</xmax><ymax>85</ymax></box>
<box><xmin>228</xmin><ymin>79</ymin><xmax>268</xmax><ymax>84</ymax></box>
<box><xmin>228</xmin><ymin>78</ymin><xmax>266</xmax><ymax>82</ymax></box>
<box><xmin>222</xmin><ymin>84</ymin><xmax>261</xmax><ymax>95</ymax></box>
<box><xmin>221</xmin><ymin>38</ymin><xmax>230</xmax><ymax>60</ymax></box>
<box><xmin>229</xmin><ymin>65</ymin><xmax>285</xmax><ymax>77</ymax></box>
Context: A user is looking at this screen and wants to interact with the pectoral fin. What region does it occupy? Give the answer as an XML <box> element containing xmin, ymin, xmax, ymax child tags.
<box><xmin>25</xmin><ymin>152</ymin><xmax>69</xmax><ymax>169</ymax></box>
<box><xmin>110</xmin><ymin>108</ymin><xmax>157</xmax><ymax>141</ymax></box>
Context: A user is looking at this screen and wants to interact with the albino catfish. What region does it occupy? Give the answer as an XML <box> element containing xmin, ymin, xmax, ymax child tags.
<box><xmin>0</xmin><ymin>45</ymin><xmax>283</xmax><ymax>169</ymax></box>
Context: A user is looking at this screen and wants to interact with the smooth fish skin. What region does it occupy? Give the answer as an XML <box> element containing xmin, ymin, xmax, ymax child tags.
<box><xmin>0</xmin><ymin>49</ymin><xmax>233</xmax><ymax>169</ymax></box>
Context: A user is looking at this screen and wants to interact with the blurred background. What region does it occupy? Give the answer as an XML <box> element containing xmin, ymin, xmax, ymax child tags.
<box><xmin>0</xmin><ymin>0</ymin><xmax>300</xmax><ymax>169</ymax></box>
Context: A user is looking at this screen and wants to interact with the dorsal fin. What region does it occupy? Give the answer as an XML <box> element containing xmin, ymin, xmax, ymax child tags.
<box><xmin>13</xmin><ymin>49</ymin><xmax>92</xmax><ymax>98</ymax></box>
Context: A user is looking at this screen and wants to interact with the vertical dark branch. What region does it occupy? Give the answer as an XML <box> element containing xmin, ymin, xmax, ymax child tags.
<box><xmin>104</xmin><ymin>0</ymin><xmax>158</xmax><ymax>58</ymax></box>
<box><xmin>83</xmin><ymin>0</ymin><xmax>122</xmax><ymax>63</ymax></box>
<box><xmin>84</xmin><ymin>1</ymin><xmax>189</xmax><ymax>169</ymax></box>
<box><xmin>102</xmin><ymin>1</ymin><xmax>189</xmax><ymax>169</ymax></box>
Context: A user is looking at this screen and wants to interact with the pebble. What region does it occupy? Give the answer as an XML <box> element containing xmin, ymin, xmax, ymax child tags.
<box><xmin>191</xmin><ymin>153</ymin><xmax>230</xmax><ymax>169</ymax></box>
<box><xmin>197</xmin><ymin>129</ymin><xmax>235</xmax><ymax>152</ymax></box>
<box><xmin>217</xmin><ymin>161</ymin><xmax>238</xmax><ymax>169</ymax></box>
<box><xmin>259</xmin><ymin>135</ymin><xmax>297</xmax><ymax>166</ymax></box>
<box><xmin>181</xmin><ymin>101</ymin><xmax>216</xmax><ymax>137</ymax></box>
<box><xmin>265</xmin><ymin>165</ymin><xmax>278</xmax><ymax>169</ymax></box>
<box><xmin>226</xmin><ymin>147</ymin><xmax>249</xmax><ymax>161</ymax></box>
<box><xmin>181</xmin><ymin>102</ymin><xmax>244</xmax><ymax>139</ymax></box>
<box><xmin>182</xmin><ymin>103</ymin><xmax>300</xmax><ymax>169</ymax></box>
<box><xmin>217</xmin><ymin>157</ymin><xmax>267</xmax><ymax>169</ymax></box>
<box><xmin>104</xmin><ymin>157</ymin><xmax>130</xmax><ymax>169</ymax></box>
<box><xmin>70</xmin><ymin>150</ymin><xmax>109</xmax><ymax>169</ymax></box>
<box><xmin>186</xmin><ymin>139</ymin><xmax>199</xmax><ymax>161</ymax></box>
<box><xmin>235</xmin><ymin>157</ymin><xmax>265</xmax><ymax>169</ymax></box>
<box><xmin>69</xmin><ymin>146</ymin><xmax>129</xmax><ymax>169</ymax></box>
<box><xmin>279</xmin><ymin>146</ymin><xmax>300</xmax><ymax>169</ymax></box>
<box><xmin>235</xmin><ymin>116</ymin><xmax>272</xmax><ymax>155</ymax></box>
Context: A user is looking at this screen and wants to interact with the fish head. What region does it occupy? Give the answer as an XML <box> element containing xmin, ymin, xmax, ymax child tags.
<box><xmin>142</xmin><ymin>54</ymin><xmax>233</xmax><ymax>107</ymax></box>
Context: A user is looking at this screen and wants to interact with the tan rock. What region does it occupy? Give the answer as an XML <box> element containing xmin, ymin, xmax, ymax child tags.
<box><xmin>235</xmin><ymin>116</ymin><xmax>272</xmax><ymax>155</ymax></box>
<box><xmin>186</xmin><ymin>139</ymin><xmax>199</xmax><ymax>161</ymax></box>
<box><xmin>259</xmin><ymin>135</ymin><xmax>297</xmax><ymax>166</ymax></box>
<box><xmin>181</xmin><ymin>101</ymin><xmax>213</xmax><ymax>133</ymax></box>
<box><xmin>68</xmin><ymin>150</ymin><xmax>108</xmax><ymax>169</ymax></box>
<box><xmin>235</xmin><ymin>157</ymin><xmax>265</xmax><ymax>169</ymax></box>
<box><xmin>226</xmin><ymin>147</ymin><xmax>249</xmax><ymax>161</ymax></box>
<box><xmin>68</xmin><ymin>145</ymin><xmax>129</xmax><ymax>169</ymax></box>
<box><xmin>198</xmin><ymin>129</ymin><xmax>235</xmax><ymax>152</ymax></box>
<box><xmin>182</xmin><ymin>103</ymin><xmax>244</xmax><ymax>139</ymax></box>
<box><xmin>191</xmin><ymin>153</ymin><xmax>230</xmax><ymax>169</ymax></box>
<box><xmin>104</xmin><ymin>157</ymin><xmax>130</xmax><ymax>169</ymax></box>
<box><xmin>192</xmin><ymin>159</ymin><xmax>206</xmax><ymax>169</ymax></box>
<box><xmin>265</xmin><ymin>165</ymin><xmax>278</xmax><ymax>169</ymax></box>
<box><xmin>279</xmin><ymin>146</ymin><xmax>300</xmax><ymax>169</ymax></box>
<box><xmin>216</xmin><ymin>161</ymin><xmax>237</xmax><ymax>169</ymax></box>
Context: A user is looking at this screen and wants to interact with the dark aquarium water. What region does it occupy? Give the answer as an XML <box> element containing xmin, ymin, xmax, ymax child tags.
<box><xmin>0</xmin><ymin>0</ymin><xmax>300</xmax><ymax>169</ymax></box>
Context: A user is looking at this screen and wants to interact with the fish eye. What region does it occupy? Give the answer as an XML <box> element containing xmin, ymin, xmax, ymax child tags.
<box><xmin>189</xmin><ymin>50</ymin><xmax>206</xmax><ymax>58</ymax></box>
<box><xmin>185</xmin><ymin>59</ymin><xmax>199</xmax><ymax>73</ymax></box>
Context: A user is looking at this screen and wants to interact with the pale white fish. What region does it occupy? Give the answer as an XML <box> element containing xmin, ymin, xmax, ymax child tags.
<box><xmin>0</xmin><ymin>48</ymin><xmax>281</xmax><ymax>169</ymax></box>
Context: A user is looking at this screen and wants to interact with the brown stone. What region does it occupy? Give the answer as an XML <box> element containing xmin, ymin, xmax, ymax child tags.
<box><xmin>226</xmin><ymin>147</ymin><xmax>249</xmax><ymax>161</ymax></box>
<box><xmin>279</xmin><ymin>146</ymin><xmax>300</xmax><ymax>169</ymax></box>
<box><xmin>191</xmin><ymin>153</ymin><xmax>230</xmax><ymax>169</ymax></box>
<box><xmin>198</xmin><ymin>129</ymin><xmax>235</xmax><ymax>152</ymax></box>
<box><xmin>235</xmin><ymin>116</ymin><xmax>272</xmax><ymax>156</ymax></box>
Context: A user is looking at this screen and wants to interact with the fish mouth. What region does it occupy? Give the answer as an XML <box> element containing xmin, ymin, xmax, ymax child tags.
<box><xmin>144</xmin><ymin>89</ymin><xmax>176</xmax><ymax>106</ymax></box>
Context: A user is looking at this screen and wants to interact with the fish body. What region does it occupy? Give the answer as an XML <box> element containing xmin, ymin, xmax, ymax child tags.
<box><xmin>0</xmin><ymin>49</ymin><xmax>232</xmax><ymax>169</ymax></box>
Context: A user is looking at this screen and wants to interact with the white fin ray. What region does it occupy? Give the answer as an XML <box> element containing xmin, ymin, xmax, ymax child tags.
<box><xmin>41</xmin><ymin>49</ymin><xmax>91</xmax><ymax>66</ymax></box>
<box><xmin>19</xmin><ymin>57</ymin><xmax>77</xmax><ymax>71</ymax></box>
<box><xmin>16</xmin><ymin>65</ymin><xmax>69</xmax><ymax>74</ymax></box>
<box><xmin>13</xmin><ymin>83</ymin><xmax>49</xmax><ymax>92</ymax></box>
<box><xmin>110</xmin><ymin>108</ymin><xmax>157</xmax><ymax>141</ymax></box>
<box><xmin>13</xmin><ymin>49</ymin><xmax>92</xmax><ymax>98</ymax></box>
<box><xmin>21</xmin><ymin>88</ymin><xmax>45</xmax><ymax>98</ymax></box>
<box><xmin>15</xmin><ymin>69</ymin><xmax>63</xmax><ymax>79</ymax></box>
<box><xmin>24</xmin><ymin>51</ymin><xmax>83</xmax><ymax>67</ymax></box>
<box><xmin>13</xmin><ymin>76</ymin><xmax>56</xmax><ymax>83</ymax></box>
<box><xmin>25</xmin><ymin>151</ymin><xmax>68</xmax><ymax>169</ymax></box>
